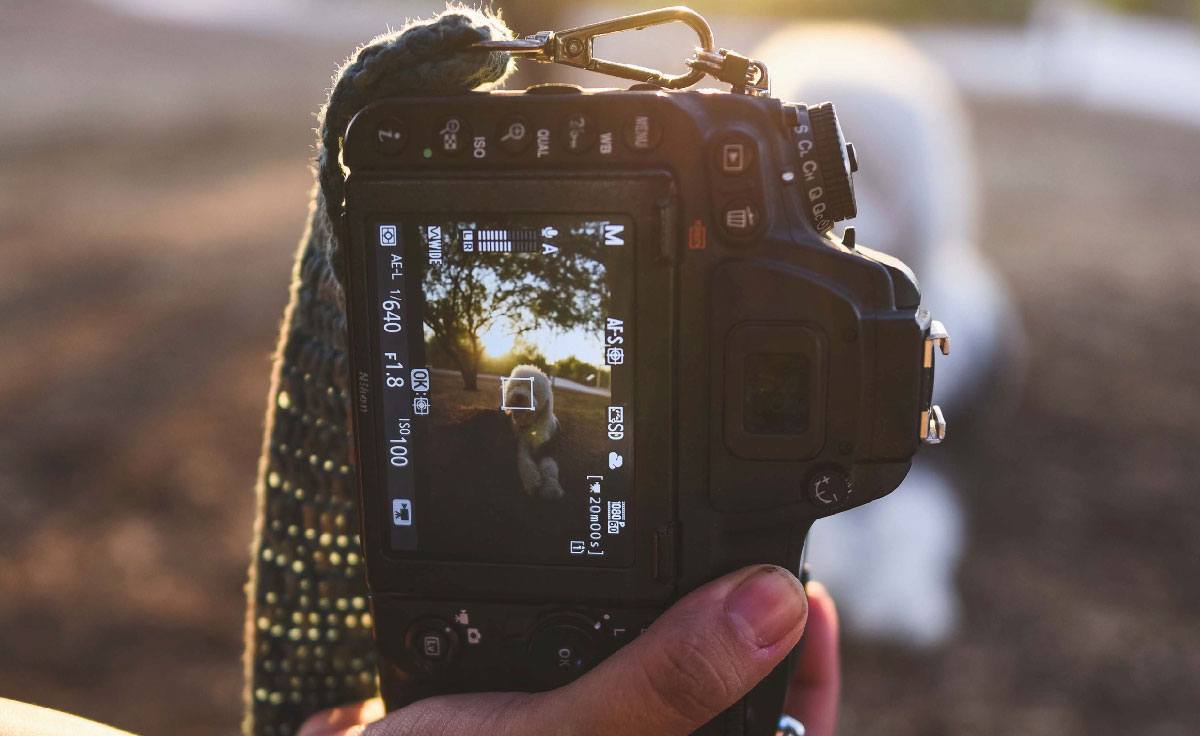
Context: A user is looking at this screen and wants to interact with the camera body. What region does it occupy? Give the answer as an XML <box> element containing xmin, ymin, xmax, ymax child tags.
<box><xmin>341</xmin><ymin>85</ymin><xmax>942</xmax><ymax>734</ymax></box>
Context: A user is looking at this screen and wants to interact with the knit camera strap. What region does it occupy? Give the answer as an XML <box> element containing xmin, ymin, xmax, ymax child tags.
<box><xmin>243</xmin><ymin>10</ymin><xmax>513</xmax><ymax>735</ymax></box>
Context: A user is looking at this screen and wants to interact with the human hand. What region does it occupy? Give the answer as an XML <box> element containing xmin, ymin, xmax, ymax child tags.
<box><xmin>299</xmin><ymin>566</ymin><xmax>840</xmax><ymax>736</ymax></box>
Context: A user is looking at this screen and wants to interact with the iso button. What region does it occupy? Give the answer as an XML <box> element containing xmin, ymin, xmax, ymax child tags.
<box><xmin>434</xmin><ymin>116</ymin><xmax>471</xmax><ymax>156</ymax></box>
<box><xmin>562</xmin><ymin>112</ymin><xmax>596</xmax><ymax>154</ymax></box>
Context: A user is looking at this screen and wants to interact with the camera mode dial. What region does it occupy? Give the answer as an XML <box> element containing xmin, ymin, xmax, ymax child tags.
<box><xmin>808</xmin><ymin>103</ymin><xmax>857</xmax><ymax>223</ymax></box>
<box><xmin>785</xmin><ymin>102</ymin><xmax>858</xmax><ymax>231</ymax></box>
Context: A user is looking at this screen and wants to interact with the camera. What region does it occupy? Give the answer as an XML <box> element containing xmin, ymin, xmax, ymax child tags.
<box><xmin>340</xmin><ymin>79</ymin><xmax>947</xmax><ymax>734</ymax></box>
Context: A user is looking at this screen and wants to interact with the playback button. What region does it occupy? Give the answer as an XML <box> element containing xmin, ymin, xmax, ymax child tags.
<box><xmin>714</xmin><ymin>134</ymin><xmax>755</xmax><ymax>175</ymax></box>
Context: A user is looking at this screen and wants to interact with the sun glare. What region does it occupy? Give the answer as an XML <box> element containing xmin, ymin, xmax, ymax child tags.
<box><xmin>479</xmin><ymin>322</ymin><xmax>515</xmax><ymax>357</ymax></box>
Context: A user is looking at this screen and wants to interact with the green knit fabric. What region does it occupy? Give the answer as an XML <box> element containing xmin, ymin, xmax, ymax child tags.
<box><xmin>242</xmin><ymin>9</ymin><xmax>514</xmax><ymax>735</ymax></box>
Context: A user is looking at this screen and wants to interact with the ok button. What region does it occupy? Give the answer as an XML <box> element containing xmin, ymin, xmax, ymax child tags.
<box><xmin>529</xmin><ymin>621</ymin><xmax>597</xmax><ymax>686</ymax></box>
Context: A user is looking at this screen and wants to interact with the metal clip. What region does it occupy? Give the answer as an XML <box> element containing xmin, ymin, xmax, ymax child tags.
<box><xmin>687</xmin><ymin>48</ymin><xmax>770</xmax><ymax>95</ymax></box>
<box><xmin>923</xmin><ymin>405</ymin><xmax>947</xmax><ymax>445</ymax></box>
<box><xmin>919</xmin><ymin>320</ymin><xmax>951</xmax><ymax>445</ymax></box>
<box><xmin>472</xmin><ymin>6</ymin><xmax>716</xmax><ymax>89</ymax></box>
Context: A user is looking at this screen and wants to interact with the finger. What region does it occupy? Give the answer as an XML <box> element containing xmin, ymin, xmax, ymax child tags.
<box><xmin>548</xmin><ymin>564</ymin><xmax>809</xmax><ymax>735</ymax></box>
<box><xmin>782</xmin><ymin>581</ymin><xmax>840</xmax><ymax>736</ymax></box>
<box><xmin>367</xmin><ymin>566</ymin><xmax>808</xmax><ymax>736</ymax></box>
<box><xmin>298</xmin><ymin>698</ymin><xmax>386</xmax><ymax>736</ymax></box>
<box><xmin>365</xmin><ymin>691</ymin><xmax>540</xmax><ymax>736</ymax></box>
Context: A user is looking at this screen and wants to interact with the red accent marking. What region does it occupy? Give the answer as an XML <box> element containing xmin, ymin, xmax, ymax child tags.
<box><xmin>687</xmin><ymin>219</ymin><xmax>707</xmax><ymax>250</ymax></box>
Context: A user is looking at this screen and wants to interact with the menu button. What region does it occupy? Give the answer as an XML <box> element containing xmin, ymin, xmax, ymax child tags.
<box><xmin>622</xmin><ymin>113</ymin><xmax>661</xmax><ymax>152</ymax></box>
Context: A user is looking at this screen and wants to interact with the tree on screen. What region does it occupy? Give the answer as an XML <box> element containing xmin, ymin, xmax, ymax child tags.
<box><xmin>420</xmin><ymin>223</ymin><xmax>609</xmax><ymax>391</ymax></box>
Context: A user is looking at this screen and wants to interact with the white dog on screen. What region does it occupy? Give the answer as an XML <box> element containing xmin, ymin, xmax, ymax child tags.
<box><xmin>501</xmin><ymin>364</ymin><xmax>565</xmax><ymax>500</ymax></box>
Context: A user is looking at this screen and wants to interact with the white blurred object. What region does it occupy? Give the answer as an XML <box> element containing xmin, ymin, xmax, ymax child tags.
<box><xmin>756</xmin><ymin>25</ymin><xmax>1024</xmax><ymax>647</ymax></box>
<box><xmin>911</xmin><ymin>0</ymin><xmax>1200</xmax><ymax>129</ymax></box>
<box><xmin>807</xmin><ymin>465</ymin><xmax>965</xmax><ymax>648</ymax></box>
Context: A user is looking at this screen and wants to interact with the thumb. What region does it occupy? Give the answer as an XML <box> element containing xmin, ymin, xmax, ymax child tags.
<box><xmin>547</xmin><ymin>565</ymin><xmax>808</xmax><ymax>735</ymax></box>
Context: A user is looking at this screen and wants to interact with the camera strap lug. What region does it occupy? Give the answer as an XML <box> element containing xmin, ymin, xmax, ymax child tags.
<box><xmin>687</xmin><ymin>47</ymin><xmax>770</xmax><ymax>96</ymax></box>
<box><xmin>920</xmin><ymin>320</ymin><xmax>951</xmax><ymax>445</ymax></box>
<box><xmin>471</xmin><ymin>6</ymin><xmax>769</xmax><ymax>95</ymax></box>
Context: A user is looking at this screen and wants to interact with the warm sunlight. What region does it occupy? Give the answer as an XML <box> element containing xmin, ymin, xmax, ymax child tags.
<box><xmin>479</xmin><ymin>321</ymin><xmax>515</xmax><ymax>357</ymax></box>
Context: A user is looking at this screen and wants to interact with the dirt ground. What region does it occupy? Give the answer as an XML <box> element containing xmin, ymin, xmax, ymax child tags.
<box><xmin>1</xmin><ymin>3</ymin><xmax>1197</xmax><ymax>735</ymax></box>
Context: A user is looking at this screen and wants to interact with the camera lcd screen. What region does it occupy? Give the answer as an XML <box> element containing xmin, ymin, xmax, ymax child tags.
<box><xmin>371</xmin><ymin>215</ymin><xmax>635</xmax><ymax>567</ymax></box>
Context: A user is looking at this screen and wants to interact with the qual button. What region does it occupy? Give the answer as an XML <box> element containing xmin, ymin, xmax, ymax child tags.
<box><xmin>497</xmin><ymin>117</ymin><xmax>532</xmax><ymax>154</ymax></box>
<box><xmin>434</xmin><ymin>116</ymin><xmax>471</xmax><ymax>156</ymax></box>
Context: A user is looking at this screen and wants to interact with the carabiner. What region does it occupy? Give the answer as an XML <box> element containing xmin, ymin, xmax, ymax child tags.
<box><xmin>472</xmin><ymin>6</ymin><xmax>715</xmax><ymax>89</ymax></box>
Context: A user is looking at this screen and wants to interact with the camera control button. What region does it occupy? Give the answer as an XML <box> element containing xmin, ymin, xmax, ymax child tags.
<box><xmin>715</xmin><ymin>134</ymin><xmax>755</xmax><ymax>175</ymax></box>
<box><xmin>528</xmin><ymin>621</ymin><xmax>597</xmax><ymax>685</ymax></box>
<box><xmin>405</xmin><ymin>619</ymin><xmax>458</xmax><ymax>665</ymax></box>
<box><xmin>719</xmin><ymin>200</ymin><xmax>763</xmax><ymax>240</ymax></box>
<box><xmin>497</xmin><ymin>117</ymin><xmax>532</xmax><ymax>154</ymax></box>
<box><xmin>375</xmin><ymin>117</ymin><xmax>408</xmax><ymax>155</ymax></box>
<box><xmin>433</xmin><ymin>116</ymin><xmax>471</xmax><ymax>156</ymax></box>
<box><xmin>806</xmin><ymin>467</ymin><xmax>852</xmax><ymax>509</ymax></box>
<box><xmin>622</xmin><ymin>113</ymin><xmax>661</xmax><ymax>152</ymax></box>
<box><xmin>562</xmin><ymin>112</ymin><xmax>596</xmax><ymax>154</ymax></box>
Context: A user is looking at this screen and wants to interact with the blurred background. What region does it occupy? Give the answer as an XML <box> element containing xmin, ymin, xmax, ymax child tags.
<box><xmin>1</xmin><ymin>0</ymin><xmax>1198</xmax><ymax>734</ymax></box>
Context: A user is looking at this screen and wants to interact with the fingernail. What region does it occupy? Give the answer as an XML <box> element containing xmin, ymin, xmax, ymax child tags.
<box><xmin>725</xmin><ymin>567</ymin><xmax>806</xmax><ymax>648</ymax></box>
